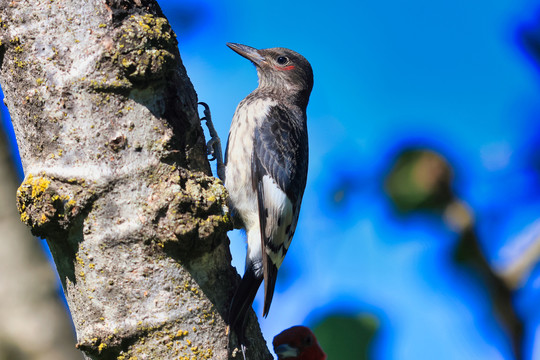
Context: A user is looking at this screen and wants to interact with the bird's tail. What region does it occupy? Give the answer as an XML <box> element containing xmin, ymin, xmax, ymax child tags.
<box><xmin>262</xmin><ymin>260</ymin><xmax>278</xmax><ymax>317</ymax></box>
<box><xmin>229</xmin><ymin>264</ymin><xmax>263</xmax><ymax>352</ymax></box>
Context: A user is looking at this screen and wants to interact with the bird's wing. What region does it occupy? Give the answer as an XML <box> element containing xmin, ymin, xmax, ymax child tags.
<box><xmin>252</xmin><ymin>105</ymin><xmax>308</xmax><ymax>316</ymax></box>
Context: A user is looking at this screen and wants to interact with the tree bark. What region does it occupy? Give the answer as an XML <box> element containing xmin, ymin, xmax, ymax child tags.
<box><xmin>0</xmin><ymin>0</ymin><xmax>271</xmax><ymax>359</ymax></box>
<box><xmin>0</xmin><ymin>123</ymin><xmax>84</xmax><ymax>360</ymax></box>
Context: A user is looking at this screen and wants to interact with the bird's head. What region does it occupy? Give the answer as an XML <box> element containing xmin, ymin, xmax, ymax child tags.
<box><xmin>227</xmin><ymin>43</ymin><xmax>313</xmax><ymax>106</ymax></box>
<box><xmin>273</xmin><ymin>326</ymin><xmax>327</xmax><ymax>360</ymax></box>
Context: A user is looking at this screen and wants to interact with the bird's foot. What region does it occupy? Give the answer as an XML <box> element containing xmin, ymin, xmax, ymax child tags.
<box><xmin>198</xmin><ymin>102</ymin><xmax>225</xmax><ymax>180</ymax></box>
<box><xmin>227</xmin><ymin>326</ymin><xmax>248</xmax><ymax>360</ymax></box>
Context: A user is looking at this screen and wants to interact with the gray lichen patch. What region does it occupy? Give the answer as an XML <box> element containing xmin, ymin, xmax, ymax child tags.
<box><xmin>94</xmin><ymin>13</ymin><xmax>178</xmax><ymax>91</ymax></box>
<box><xmin>70</xmin><ymin>218</ymin><xmax>229</xmax><ymax>359</ymax></box>
<box><xmin>77</xmin><ymin>315</ymin><xmax>219</xmax><ymax>360</ymax></box>
<box><xmin>116</xmin><ymin>15</ymin><xmax>176</xmax><ymax>80</ymax></box>
<box><xmin>145</xmin><ymin>165</ymin><xmax>232</xmax><ymax>259</ymax></box>
<box><xmin>16</xmin><ymin>173</ymin><xmax>95</xmax><ymax>238</ymax></box>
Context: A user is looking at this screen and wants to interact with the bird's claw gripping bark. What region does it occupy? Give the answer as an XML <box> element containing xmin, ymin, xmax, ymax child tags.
<box><xmin>206</xmin><ymin>138</ymin><xmax>218</xmax><ymax>161</ymax></box>
<box><xmin>198</xmin><ymin>102</ymin><xmax>225</xmax><ymax>181</ymax></box>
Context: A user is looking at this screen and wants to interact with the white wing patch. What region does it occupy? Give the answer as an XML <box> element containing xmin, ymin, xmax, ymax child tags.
<box><xmin>261</xmin><ymin>175</ymin><xmax>294</xmax><ymax>269</ymax></box>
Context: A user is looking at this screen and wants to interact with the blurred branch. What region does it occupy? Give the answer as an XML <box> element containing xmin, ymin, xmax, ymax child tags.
<box><xmin>453</xmin><ymin>226</ymin><xmax>523</xmax><ymax>360</ymax></box>
<box><xmin>385</xmin><ymin>149</ymin><xmax>523</xmax><ymax>360</ymax></box>
<box><xmin>495</xmin><ymin>220</ymin><xmax>540</xmax><ymax>289</ymax></box>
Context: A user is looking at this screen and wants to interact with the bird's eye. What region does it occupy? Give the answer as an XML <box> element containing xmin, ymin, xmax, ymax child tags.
<box><xmin>276</xmin><ymin>56</ymin><xmax>288</xmax><ymax>65</ymax></box>
<box><xmin>305</xmin><ymin>334</ymin><xmax>313</xmax><ymax>346</ymax></box>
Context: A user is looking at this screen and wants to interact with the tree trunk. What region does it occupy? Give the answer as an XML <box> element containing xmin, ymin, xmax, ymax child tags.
<box><xmin>0</xmin><ymin>0</ymin><xmax>271</xmax><ymax>359</ymax></box>
<box><xmin>0</xmin><ymin>121</ymin><xmax>84</xmax><ymax>360</ymax></box>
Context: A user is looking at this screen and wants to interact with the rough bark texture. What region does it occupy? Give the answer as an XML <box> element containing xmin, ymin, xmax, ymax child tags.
<box><xmin>0</xmin><ymin>125</ymin><xmax>84</xmax><ymax>360</ymax></box>
<box><xmin>0</xmin><ymin>0</ymin><xmax>271</xmax><ymax>359</ymax></box>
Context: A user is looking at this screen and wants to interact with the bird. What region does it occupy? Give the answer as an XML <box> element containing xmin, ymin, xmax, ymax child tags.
<box><xmin>273</xmin><ymin>326</ymin><xmax>327</xmax><ymax>360</ymax></box>
<box><xmin>224</xmin><ymin>42</ymin><xmax>313</xmax><ymax>352</ymax></box>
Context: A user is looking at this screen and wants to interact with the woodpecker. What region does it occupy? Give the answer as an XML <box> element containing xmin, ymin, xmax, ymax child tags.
<box><xmin>273</xmin><ymin>326</ymin><xmax>327</xmax><ymax>360</ymax></box>
<box><xmin>224</xmin><ymin>43</ymin><xmax>313</xmax><ymax>350</ymax></box>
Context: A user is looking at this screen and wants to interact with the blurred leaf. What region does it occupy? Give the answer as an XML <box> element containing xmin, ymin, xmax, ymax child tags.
<box><xmin>313</xmin><ymin>314</ymin><xmax>379</xmax><ymax>360</ymax></box>
<box><xmin>385</xmin><ymin>149</ymin><xmax>454</xmax><ymax>213</ymax></box>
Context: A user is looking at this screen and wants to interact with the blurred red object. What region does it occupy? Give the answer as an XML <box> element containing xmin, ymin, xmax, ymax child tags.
<box><xmin>273</xmin><ymin>326</ymin><xmax>327</xmax><ymax>360</ymax></box>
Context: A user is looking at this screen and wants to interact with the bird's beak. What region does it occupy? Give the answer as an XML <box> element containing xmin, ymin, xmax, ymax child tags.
<box><xmin>227</xmin><ymin>43</ymin><xmax>265</xmax><ymax>65</ymax></box>
<box><xmin>274</xmin><ymin>344</ymin><xmax>299</xmax><ymax>358</ymax></box>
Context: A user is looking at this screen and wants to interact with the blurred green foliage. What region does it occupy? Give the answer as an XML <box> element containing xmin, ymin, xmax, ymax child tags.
<box><xmin>385</xmin><ymin>149</ymin><xmax>453</xmax><ymax>213</ymax></box>
<box><xmin>313</xmin><ymin>314</ymin><xmax>379</xmax><ymax>360</ymax></box>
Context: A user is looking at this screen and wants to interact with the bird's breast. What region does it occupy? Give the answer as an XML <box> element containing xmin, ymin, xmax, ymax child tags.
<box><xmin>225</xmin><ymin>97</ymin><xmax>277</xmax><ymax>229</ymax></box>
